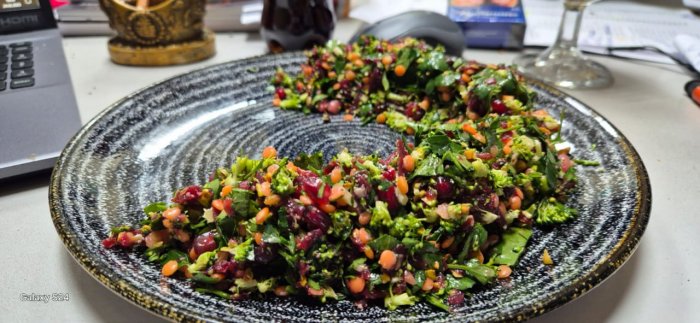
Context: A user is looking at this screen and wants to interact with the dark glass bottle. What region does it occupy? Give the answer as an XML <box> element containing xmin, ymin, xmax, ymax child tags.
<box><xmin>261</xmin><ymin>0</ymin><xmax>336</xmax><ymax>53</ymax></box>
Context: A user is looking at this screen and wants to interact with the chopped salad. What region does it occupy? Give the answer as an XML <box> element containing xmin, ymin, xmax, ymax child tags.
<box><xmin>103</xmin><ymin>37</ymin><xmax>579</xmax><ymax>311</ymax></box>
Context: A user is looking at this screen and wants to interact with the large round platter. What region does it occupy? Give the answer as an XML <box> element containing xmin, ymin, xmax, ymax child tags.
<box><xmin>50</xmin><ymin>52</ymin><xmax>651</xmax><ymax>322</ymax></box>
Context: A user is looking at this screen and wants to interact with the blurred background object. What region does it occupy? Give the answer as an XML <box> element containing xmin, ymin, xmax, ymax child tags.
<box><xmin>56</xmin><ymin>0</ymin><xmax>265</xmax><ymax>35</ymax></box>
<box><xmin>99</xmin><ymin>0</ymin><xmax>216</xmax><ymax>65</ymax></box>
<box><xmin>686</xmin><ymin>80</ymin><xmax>700</xmax><ymax>106</ymax></box>
<box><xmin>447</xmin><ymin>0</ymin><xmax>526</xmax><ymax>49</ymax></box>
<box><xmin>0</xmin><ymin>0</ymin><xmax>82</xmax><ymax>179</ymax></box>
<box><xmin>349</xmin><ymin>10</ymin><xmax>465</xmax><ymax>56</ymax></box>
<box><xmin>684</xmin><ymin>0</ymin><xmax>700</xmax><ymax>11</ymax></box>
<box><xmin>514</xmin><ymin>0</ymin><xmax>613</xmax><ymax>89</ymax></box>
<box><xmin>260</xmin><ymin>0</ymin><xmax>336</xmax><ymax>53</ymax></box>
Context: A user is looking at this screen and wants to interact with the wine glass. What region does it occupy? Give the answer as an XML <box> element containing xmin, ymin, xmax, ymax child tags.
<box><xmin>514</xmin><ymin>0</ymin><xmax>613</xmax><ymax>89</ymax></box>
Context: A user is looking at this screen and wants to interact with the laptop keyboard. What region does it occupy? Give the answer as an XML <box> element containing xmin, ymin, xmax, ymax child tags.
<box><xmin>0</xmin><ymin>42</ymin><xmax>35</xmax><ymax>92</ymax></box>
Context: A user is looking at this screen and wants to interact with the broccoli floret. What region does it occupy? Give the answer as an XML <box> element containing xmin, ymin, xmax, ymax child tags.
<box><xmin>187</xmin><ymin>251</ymin><xmax>216</xmax><ymax>273</ymax></box>
<box><xmin>257</xmin><ymin>278</ymin><xmax>276</xmax><ymax>293</ymax></box>
<box><xmin>234</xmin><ymin>278</ymin><xmax>258</xmax><ymax>289</ymax></box>
<box><xmin>385</xmin><ymin>111</ymin><xmax>414</xmax><ymax>132</ymax></box>
<box><xmin>222</xmin><ymin>238</ymin><xmax>253</xmax><ymax>262</ymax></box>
<box><xmin>329</xmin><ymin>211</ymin><xmax>353</xmax><ymax>238</ymax></box>
<box><xmin>390</xmin><ymin>213</ymin><xmax>423</xmax><ymax>237</ymax></box>
<box><xmin>535</xmin><ymin>198</ymin><xmax>577</xmax><ymax>225</ymax></box>
<box><xmin>503</xmin><ymin>97</ymin><xmax>526</xmax><ymax>112</ymax></box>
<box><xmin>370</xmin><ymin>201</ymin><xmax>392</xmax><ymax>229</ymax></box>
<box><xmin>361</xmin><ymin>160</ymin><xmax>382</xmax><ymax>177</ymax></box>
<box><xmin>231</xmin><ymin>156</ymin><xmax>262</xmax><ymax>181</ymax></box>
<box><xmin>384</xmin><ymin>292</ymin><xmax>417</xmax><ymax>310</ymax></box>
<box><xmin>511</xmin><ymin>135</ymin><xmax>537</xmax><ymax>160</ymax></box>
<box><xmin>335</xmin><ymin>149</ymin><xmax>353</xmax><ymax>167</ymax></box>
<box><xmin>472</xmin><ymin>159</ymin><xmax>489</xmax><ymax>178</ymax></box>
<box><xmin>489</xmin><ymin>169</ymin><xmax>513</xmax><ymax>190</ymax></box>
<box><xmin>272</xmin><ymin>167</ymin><xmax>295</xmax><ymax>195</ymax></box>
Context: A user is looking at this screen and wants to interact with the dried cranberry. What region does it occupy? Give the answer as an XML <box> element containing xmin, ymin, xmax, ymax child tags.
<box><xmin>102</xmin><ymin>237</ymin><xmax>117</xmax><ymax>249</ymax></box>
<box><xmin>491</xmin><ymin>158</ymin><xmax>507</xmax><ymax>169</ymax></box>
<box><xmin>363</xmin><ymin>289</ymin><xmax>386</xmax><ymax>300</ymax></box>
<box><xmin>476</xmin><ymin>152</ymin><xmax>493</xmax><ymax>160</ymax></box>
<box><xmin>285</xmin><ymin>199</ymin><xmax>305</xmax><ymax>228</ymax></box>
<box><xmin>298</xmin><ymin>261</ymin><xmax>310</xmax><ymax>277</ymax></box>
<box><xmin>368</xmin><ymin>68</ymin><xmax>382</xmax><ymax>92</ymax></box>
<box><xmin>382</xmin><ymin>167</ymin><xmax>396</xmax><ymax>181</ymax></box>
<box><xmin>500</xmin><ymin>130</ymin><xmax>513</xmax><ymax>144</ymax></box>
<box><xmin>424</xmin><ymin>188</ymin><xmax>437</xmax><ymax>201</ymax></box>
<box><xmin>376</xmin><ymin>185</ymin><xmax>399</xmax><ymax>212</ymax></box>
<box><xmin>436</xmin><ymin>176</ymin><xmax>455</xmax><ymax>200</ymax></box>
<box><xmin>469</xmin><ymin>96</ymin><xmax>487</xmax><ymax>116</ymax></box>
<box><xmin>353</xmin><ymin>172</ymin><xmax>371</xmax><ymax>196</ymax></box>
<box><xmin>447</xmin><ymin>290</ymin><xmax>465</xmax><ymax>305</ymax></box>
<box><xmin>193</xmin><ymin>231</ymin><xmax>217</xmax><ymax>255</ymax></box>
<box><xmin>296</xmin><ymin>229</ymin><xmax>323</xmax><ymax>251</ymax></box>
<box><xmin>392</xmin><ymin>281</ymin><xmax>407</xmax><ymax>294</ymax></box>
<box><xmin>405</xmin><ymin>101</ymin><xmax>425</xmax><ymax>121</ymax></box>
<box><xmin>303</xmin><ymin>205</ymin><xmax>331</xmax><ymax>232</ymax></box>
<box><xmin>223</xmin><ymin>198</ymin><xmax>234</xmax><ymax>216</ymax></box>
<box><xmin>275</xmin><ymin>87</ymin><xmax>286</xmax><ymax>100</ymax></box>
<box><xmin>518</xmin><ymin>212</ymin><xmax>533</xmax><ymax>225</ymax></box>
<box><xmin>322</xmin><ymin>161</ymin><xmax>339</xmax><ymax>175</ymax></box>
<box><xmin>212</xmin><ymin>261</ymin><xmax>237</xmax><ymax>274</ymax></box>
<box><xmin>491</xmin><ymin>99</ymin><xmax>507</xmax><ymax>114</ymax></box>
<box><xmin>461</xmin><ymin>215</ymin><xmax>475</xmax><ymax>230</ymax></box>
<box><xmin>254</xmin><ymin>244</ymin><xmax>276</xmax><ymax>264</ymax></box>
<box><xmin>317</xmin><ymin>100</ymin><xmax>329</xmax><ymax>113</ymax></box>
<box><xmin>359</xmin><ymin>267</ymin><xmax>371</xmax><ymax>280</ymax></box>
<box><xmin>395</xmin><ymin>139</ymin><xmax>408</xmax><ymax>175</ymax></box>
<box><xmin>117</xmin><ymin>231</ymin><xmax>135</xmax><ymax>248</ymax></box>
<box><xmin>558</xmin><ymin>153</ymin><xmax>575</xmax><ymax>173</ymax></box>
<box><xmin>172</xmin><ymin>185</ymin><xmax>202</xmax><ymax>205</ymax></box>
<box><xmin>238</xmin><ymin>180</ymin><xmax>253</xmax><ymax>191</ymax></box>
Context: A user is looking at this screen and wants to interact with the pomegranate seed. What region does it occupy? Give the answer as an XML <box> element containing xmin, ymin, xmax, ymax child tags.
<box><xmin>405</xmin><ymin>101</ymin><xmax>425</xmax><ymax>121</ymax></box>
<box><xmin>193</xmin><ymin>231</ymin><xmax>217</xmax><ymax>255</ymax></box>
<box><xmin>382</xmin><ymin>167</ymin><xmax>396</xmax><ymax>181</ymax></box>
<box><xmin>328</xmin><ymin>100</ymin><xmax>341</xmax><ymax>115</ymax></box>
<box><xmin>376</xmin><ymin>185</ymin><xmax>399</xmax><ymax>212</ymax></box>
<box><xmin>102</xmin><ymin>237</ymin><xmax>117</xmax><ymax>249</ymax></box>
<box><xmin>275</xmin><ymin>87</ymin><xmax>286</xmax><ymax>100</ymax></box>
<box><xmin>491</xmin><ymin>99</ymin><xmax>507</xmax><ymax>114</ymax></box>
<box><xmin>436</xmin><ymin>176</ymin><xmax>455</xmax><ymax>200</ymax></box>
<box><xmin>172</xmin><ymin>185</ymin><xmax>202</xmax><ymax>205</ymax></box>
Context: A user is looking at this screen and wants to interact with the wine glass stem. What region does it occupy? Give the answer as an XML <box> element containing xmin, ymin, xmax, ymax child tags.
<box><xmin>551</xmin><ymin>3</ymin><xmax>586</xmax><ymax>52</ymax></box>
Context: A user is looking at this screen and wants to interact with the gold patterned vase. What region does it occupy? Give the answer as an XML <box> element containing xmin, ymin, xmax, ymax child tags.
<box><xmin>99</xmin><ymin>0</ymin><xmax>216</xmax><ymax>66</ymax></box>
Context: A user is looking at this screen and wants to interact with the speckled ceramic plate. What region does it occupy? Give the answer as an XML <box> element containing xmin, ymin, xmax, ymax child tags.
<box><xmin>50</xmin><ymin>52</ymin><xmax>651</xmax><ymax>322</ymax></box>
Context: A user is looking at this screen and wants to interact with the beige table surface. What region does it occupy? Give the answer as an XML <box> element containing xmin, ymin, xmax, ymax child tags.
<box><xmin>1</xmin><ymin>17</ymin><xmax>699</xmax><ymax>322</ymax></box>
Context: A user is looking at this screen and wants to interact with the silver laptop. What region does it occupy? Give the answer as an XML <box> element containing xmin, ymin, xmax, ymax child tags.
<box><xmin>0</xmin><ymin>0</ymin><xmax>81</xmax><ymax>179</ymax></box>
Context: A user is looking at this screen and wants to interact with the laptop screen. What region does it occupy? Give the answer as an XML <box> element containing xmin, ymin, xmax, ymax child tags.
<box><xmin>0</xmin><ymin>0</ymin><xmax>56</xmax><ymax>35</ymax></box>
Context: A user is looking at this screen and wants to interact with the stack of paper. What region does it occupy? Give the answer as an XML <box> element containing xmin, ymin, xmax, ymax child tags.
<box><xmin>522</xmin><ymin>0</ymin><xmax>700</xmax><ymax>65</ymax></box>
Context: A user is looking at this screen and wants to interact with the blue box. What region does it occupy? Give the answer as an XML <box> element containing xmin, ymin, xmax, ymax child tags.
<box><xmin>447</xmin><ymin>0</ymin><xmax>526</xmax><ymax>49</ymax></box>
